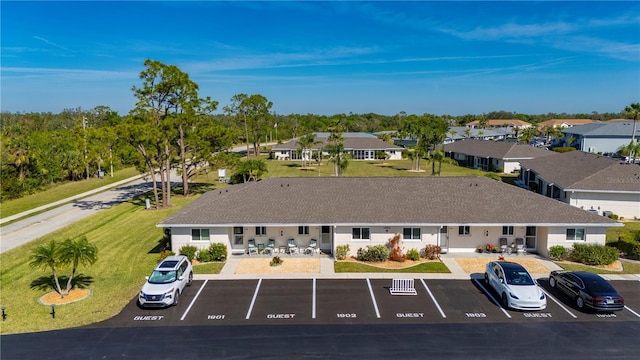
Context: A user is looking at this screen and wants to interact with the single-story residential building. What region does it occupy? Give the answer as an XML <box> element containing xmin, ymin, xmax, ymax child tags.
<box><xmin>157</xmin><ymin>176</ymin><xmax>621</xmax><ymax>259</ymax></box>
<box><xmin>519</xmin><ymin>151</ymin><xmax>640</xmax><ymax>220</ymax></box>
<box><xmin>272</xmin><ymin>132</ymin><xmax>403</xmax><ymax>161</ymax></box>
<box><xmin>557</xmin><ymin>121</ymin><xmax>640</xmax><ymax>154</ymax></box>
<box><xmin>536</xmin><ymin>119</ymin><xmax>600</xmax><ymax>130</ymax></box>
<box><xmin>466</xmin><ymin>119</ymin><xmax>533</xmax><ymax>129</ymax></box>
<box><xmin>443</xmin><ymin>139</ymin><xmax>557</xmax><ymax>173</ymax></box>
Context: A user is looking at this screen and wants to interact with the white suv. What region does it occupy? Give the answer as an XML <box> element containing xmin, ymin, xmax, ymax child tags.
<box><xmin>139</xmin><ymin>255</ymin><xmax>193</xmax><ymax>308</ymax></box>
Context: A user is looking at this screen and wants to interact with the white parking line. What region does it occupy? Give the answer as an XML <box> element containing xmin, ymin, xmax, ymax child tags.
<box><xmin>312</xmin><ymin>278</ymin><xmax>316</xmax><ymax>319</ymax></box>
<box><xmin>472</xmin><ymin>279</ymin><xmax>512</xmax><ymax>318</ymax></box>
<box><xmin>366</xmin><ymin>278</ymin><xmax>381</xmax><ymax>318</ymax></box>
<box><xmin>420</xmin><ymin>279</ymin><xmax>446</xmax><ymax>318</ymax></box>
<box><xmin>180</xmin><ymin>280</ymin><xmax>208</xmax><ymax>321</ymax></box>
<box><xmin>539</xmin><ymin>287</ymin><xmax>578</xmax><ymax>319</ymax></box>
<box><xmin>624</xmin><ymin>305</ymin><xmax>640</xmax><ymax>318</ymax></box>
<box><xmin>246</xmin><ymin>279</ymin><xmax>262</xmax><ymax>320</ymax></box>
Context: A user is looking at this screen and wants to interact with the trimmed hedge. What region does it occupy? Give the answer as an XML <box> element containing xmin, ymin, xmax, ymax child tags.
<box><xmin>571</xmin><ymin>243</ymin><xmax>619</xmax><ymax>266</ymax></box>
<box><xmin>549</xmin><ymin>245</ymin><xmax>569</xmax><ymax>261</ymax></box>
<box><xmin>357</xmin><ymin>245</ymin><xmax>390</xmax><ymax>262</ymax></box>
<box><xmin>179</xmin><ymin>245</ymin><xmax>198</xmax><ymax>262</ymax></box>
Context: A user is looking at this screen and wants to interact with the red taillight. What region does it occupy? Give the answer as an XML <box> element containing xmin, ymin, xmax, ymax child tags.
<box><xmin>593</xmin><ymin>297</ymin><xmax>603</xmax><ymax>303</ymax></box>
<box><xmin>620</xmin><ymin>297</ymin><xmax>624</xmax><ymax>304</ymax></box>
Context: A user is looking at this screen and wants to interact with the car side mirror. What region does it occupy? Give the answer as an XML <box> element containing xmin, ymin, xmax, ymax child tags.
<box><xmin>178</xmin><ymin>276</ymin><xmax>184</xmax><ymax>281</ymax></box>
<box><xmin>145</xmin><ymin>276</ymin><xmax>149</xmax><ymax>280</ymax></box>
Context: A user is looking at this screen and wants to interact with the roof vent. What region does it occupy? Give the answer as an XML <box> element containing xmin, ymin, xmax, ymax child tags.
<box><xmin>219</xmin><ymin>191</ymin><xmax>221</xmax><ymax>194</ymax></box>
<box><xmin>226</xmin><ymin>189</ymin><xmax>228</xmax><ymax>192</ymax></box>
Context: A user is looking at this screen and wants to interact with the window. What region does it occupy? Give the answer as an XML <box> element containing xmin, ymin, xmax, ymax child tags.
<box><xmin>403</xmin><ymin>227</ymin><xmax>421</xmax><ymax>240</ymax></box>
<box><xmin>458</xmin><ymin>226</ymin><xmax>470</xmax><ymax>236</ymax></box>
<box><xmin>502</xmin><ymin>226</ymin><xmax>514</xmax><ymax>236</ymax></box>
<box><xmin>352</xmin><ymin>227</ymin><xmax>370</xmax><ymax>240</ymax></box>
<box><xmin>566</xmin><ymin>228</ymin><xmax>585</xmax><ymax>241</ymax></box>
<box><xmin>191</xmin><ymin>228</ymin><xmax>210</xmax><ymax>241</ymax></box>
<box><xmin>255</xmin><ymin>226</ymin><xmax>267</xmax><ymax>236</ymax></box>
<box><xmin>298</xmin><ymin>226</ymin><xmax>310</xmax><ymax>235</ymax></box>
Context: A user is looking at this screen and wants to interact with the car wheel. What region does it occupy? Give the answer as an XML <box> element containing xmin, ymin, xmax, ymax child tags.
<box><xmin>549</xmin><ymin>277</ymin><xmax>556</xmax><ymax>288</ymax></box>
<box><xmin>501</xmin><ymin>293</ymin><xmax>509</xmax><ymax>309</ymax></box>
<box><xmin>484</xmin><ymin>273</ymin><xmax>489</xmax><ymax>285</ymax></box>
<box><xmin>187</xmin><ymin>272</ymin><xmax>193</xmax><ymax>286</ymax></box>
<box><xmin>576</xmin><ymin>297</ymin><xmax>584</xmax><ymax>310</ymax></box>
<box><xmin>173</xmin><ymin>290</ymin><xmax>180</xmax><ymax>306</ymax></box>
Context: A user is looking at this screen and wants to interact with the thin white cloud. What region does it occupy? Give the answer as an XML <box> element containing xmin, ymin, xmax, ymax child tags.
<box><xmin>2</xmin><ymin>67</ymin><xmax>137</xmax><ymax>81</ymax></box>
<box><xmin>33</xmin><ymin>36</ymin><xmax>70</xmax><ymax>51</ymax></box>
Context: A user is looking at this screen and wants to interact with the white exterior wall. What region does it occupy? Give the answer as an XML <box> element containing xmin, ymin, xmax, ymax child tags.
<box><xmin>386</xmin><ymin>150</ymin><xmax>402</xmax><ymax>160</ymax></box>
<box><xmin>567</xmin><ymin>191</ymin><xmax>640</xmax><ymax>220</ymax></box>
<box><xmin>333</xmin><ymin>226</ymin><xmax>439</xmax><ymax>257</ymax></box>
<box><xmin>503</xmin><ymin>160</ymin><xmax>520</xmax><ymax>173</ymax></box>
<box><xmin>580</xmin><ymin>138</ymin><xmax>631</xmax><ymax>154</ymax></box>
<box><xmin>446</xmin><ymin>226</ymin><xmax>529</xmax><ymax>253</ymax></box>
<box><xmin>170</xmin><ymin>227</ymin><xmax>231</xmax><ymax>254</ymax></box>
<box><xmin>546</xmin><ymin>226</ymin><xmax>606</xmax><ymax>249</ymax></box>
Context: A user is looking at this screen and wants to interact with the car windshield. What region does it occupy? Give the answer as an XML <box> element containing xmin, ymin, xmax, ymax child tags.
<box><xmin>505</xmin><ymin>270</ymin><xmax>534</xmax><ymax>285</ymax></box>
<box><xmin>148</xmin><ymin>270</ymin><xmax>177</xmax><ymax>284</ymax></box>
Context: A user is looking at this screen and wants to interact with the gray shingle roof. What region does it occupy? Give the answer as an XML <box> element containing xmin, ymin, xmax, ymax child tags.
<box><xmin>562</xmin><ymin>121</ymin><xmax>640</xmax><ymax>137</ymax></box>
<box><xmin>520</xmin><ymin>151</ymin><xmax>640</xmax><ymax>192</ymax></box>
<box><xmin>443</xmin><ymin>139</ymin><xmax>557</xmax><ymax>160</ymax></box>
<box><xmin>159</xmin><ymin>176</ymin><xmax>617</xmax><ymax>227</ymax></box>
<box><xmin>273</xmin><ymin>136</ymin><xmax>402</xmax><ymax>151</ymax></box>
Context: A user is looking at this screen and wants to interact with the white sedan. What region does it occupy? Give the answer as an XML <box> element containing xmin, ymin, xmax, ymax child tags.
<box><xmin>484</xmin><ymin>261</ymin><xmax>546</xmax><ymax>311</ymax></box>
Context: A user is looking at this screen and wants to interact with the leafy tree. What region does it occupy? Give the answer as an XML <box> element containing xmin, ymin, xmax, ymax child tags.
<box><xmin>398</xmin><ymin>114</ymin><xmax>448</xmax><ymax>172</ymax></box>
<box><xmin>325</xmin><ymin>122</ymin><xmax>349</xmax><ymax>176</ymax></box>
<box><xmin>58</xmin><ymin>236</ymin><xmax>98</xmax><ymax>295</ymax></box>
<box><xmin>624</xmin><ymin>103</ymin><xmax>640</xmax><ymax>143</ymax></box>
<box><xmin>519</xmin><ymin>127</ymin><xmax>540</xmax><ymax>144</ymax></box>
<box><xmin>375</xmin><ymin>150</ymin><xmax>388</xmax><ymax>163</ymax></box>
<box><xmin>224</xmin><ymin>94</ymin><xmax>273</xmax><ymax>157</ymax></box>
<box><xmin>29</xmin><ymin>240</ymin><xmax>64</xmax><ymax>297</ymax></box>
<box><xmin>236</xmin><ymin>159</ymin><xmax>268</xmax><ymax>182</ymax></box>
<box><xmin>297</xmin><ymin>133</ymin><xmax>319</xmax><ymax>168</ymax></box>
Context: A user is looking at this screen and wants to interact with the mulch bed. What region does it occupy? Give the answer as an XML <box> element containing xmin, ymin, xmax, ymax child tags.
<box><xmin>39</xmin><ymin>289</ymin><xmax>91</xmax><ymax>306</ymax></box>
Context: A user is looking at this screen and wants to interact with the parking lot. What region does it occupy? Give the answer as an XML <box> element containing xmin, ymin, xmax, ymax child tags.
<box><xmin>96</xmin><ymin>278</ymin><xmax>640</xmax><ymax>328</ymax></box>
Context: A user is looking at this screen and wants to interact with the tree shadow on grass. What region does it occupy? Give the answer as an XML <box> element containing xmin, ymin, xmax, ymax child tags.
<box><xmin>30</xmin><ymin>274</ymin><xmax>95</xmax><ymax>292</ymax></box>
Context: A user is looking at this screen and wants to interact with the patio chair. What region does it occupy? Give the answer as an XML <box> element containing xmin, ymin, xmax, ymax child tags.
<box><xmin>287</xmin><ymin>239</ymin><xmax>299</xmax><ymax>255</ymax></box>
<box><xmin>515</xmin><ymin>238</ymin><xmax>526</xmax><ymax>256</ymax></box>
<box><xmin>264</xmin><ymin>239</ymin><xmax>276</xmax><ymax>255</ymax></box>
<box><xmin>247</xmin><ymin>239</ymin><xmax>258</xmax><ymax>256</ymax></box>
<box><xmin>305</xmin><ymin>239</ymin><xmax>318</xmax><ymax>255</ymax></box>
<box><xmin>499</xmin><ymin>238</ymin><xmax>509</xmax><ymax>254</ymax></box>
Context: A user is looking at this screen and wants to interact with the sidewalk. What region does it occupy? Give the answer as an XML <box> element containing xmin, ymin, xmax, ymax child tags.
<box><xmin>194</xmin><ymin>254</ymin><xmax>640</xmax><ymax>281</ymax></box>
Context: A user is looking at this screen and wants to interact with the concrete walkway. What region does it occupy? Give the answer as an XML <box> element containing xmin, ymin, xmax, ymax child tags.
<box><xmin>197</xmin><ymin>253</ymin><xmax>640</xmax><ymax>281</ymax></box>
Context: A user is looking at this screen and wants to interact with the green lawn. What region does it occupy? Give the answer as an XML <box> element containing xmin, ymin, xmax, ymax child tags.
<box><xmin>0</xmin><ymin>193</ymin><xmax>208</xmax><ymax>335</ymax></box>
<box><xmin>555</xmin><ymin>259</ymin><xmax>640</xmax><ymax>275</ymax></box>
<box><xmin>334</xmin><ymin>261</ymin><xmax>451</xmax><ymax>273</ymax></box>
<box><xmin>193</xmin><ymin>262</ymin><xmax>225</xmax><ymax>274</ymax></box>
<box><xmin>0</xmin><ymin>167</ymin><xmax>141</xmax><ymax>218</ymax></box>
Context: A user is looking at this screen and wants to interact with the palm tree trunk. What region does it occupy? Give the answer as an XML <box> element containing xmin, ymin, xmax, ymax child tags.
<box><xmin>52</xmin><ymin>267</ymin><xmax>64</xmax><ymax>298</ymax></box>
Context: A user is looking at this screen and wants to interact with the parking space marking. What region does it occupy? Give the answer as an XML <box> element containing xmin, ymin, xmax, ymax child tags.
<box><xmin>312</xmin><ymin>278</ymin><xmax>316</xmax><ymax>319</ymax></box>
<box><xmin>624</xmin><ymin>305</ymin><xmax>640</xmax><ymax>318</ymax></box>
<box><xmin>539</xmin><ymin>287</ymin><xmax>577</xmax><ymax>319</ymax></box>
<box><xmin>180</xmin><ymin>280</ymin><xmax>208</xmax><ymax>321</ymax></box>
<box><xmin>472</xmin><ymin>279</ymin><xmax>511</xmax><ymax>318</ymax></box>
<box><xmin>246</xmin><ymin>278</ymin><xmax>262</xmax><ymax>319</ymax></box>
<box><xmin>366</xmin><ymin>278</ymin><xmax>381</xmax><ymax>318</ymax></box>
<box><xmin>420</xmin><ymin>279</ymin><xmax>446</xmax><ymax>318</ymax></box>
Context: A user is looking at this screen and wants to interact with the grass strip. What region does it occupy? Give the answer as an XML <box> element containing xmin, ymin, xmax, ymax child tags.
<box><xmin>334</xmin><ymin>261</ymin><xmax>451</xmax><ymax>273</ymax></box>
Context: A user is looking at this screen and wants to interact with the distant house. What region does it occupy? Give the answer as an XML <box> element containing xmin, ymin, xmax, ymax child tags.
<box><xmin>272</xmin><ymin>132</ymin><xmax>403</xmax><ymax>161</ymax></box>
<box><xmin>157</xmin><ymin>176</ymin><xmax>621</xmax><ymax>258</ymax></box>
<box><xmin>466</xmin><ymin>119</ymin><xmax>532</xmax><ymax>129</ymax></box>
<box><xmin>537</xmin><ymin>119</ymin><xmax>600</xmax><ymax>130</ymax></box>
<box><xmin>558</xmin><ymin>121</ymin><xmax>640</xmax><ymax>154</ymax></box>
<box><xmin>443</xmin><ymin>139</ymin><xmax>557</xmax><ymax>173</ymax></box>
<box><xmin>519</xmin><ymin>151</ymin><xmax>640</xmax><ymax>219</ymax></box>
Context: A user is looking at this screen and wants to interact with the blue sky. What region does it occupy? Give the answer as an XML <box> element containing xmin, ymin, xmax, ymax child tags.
<box><xmin>2</xmin><ymin>1</ymin><xmax>639</xmax><ymax>116</ymax></box>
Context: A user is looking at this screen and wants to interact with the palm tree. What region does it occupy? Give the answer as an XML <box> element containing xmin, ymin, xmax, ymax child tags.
<box><xmin>58</xmin><ymin>236</ymin><xmax>98</xmax><ymax>295</ymax></box>
<box><xmin>447</xmin><ymin>129</ymin><xmax>457</xmax><ymax>142</ymax></box>
<box><xmin>297</xmin><ymin>133</ymin><xmax>317</xmax><ymax>168</ymax></box>
<box><xmin>624</xmin><ymin>103</ymin><xmax>640</xmax><ymax>143</ymax></box>
<box><xmin>463</xmin><ymin>128</ymin><xmax>472</xmax><ymax>138</ymax></box>
<box><xmin>30</xmin><ymin>240</ymin><xmax>64</xmax><ymax>297</ymax></box>
<box><xmin>618</xmin><ymin>140</ymin><xmax>640</xmax><ymax>164</ymax></box>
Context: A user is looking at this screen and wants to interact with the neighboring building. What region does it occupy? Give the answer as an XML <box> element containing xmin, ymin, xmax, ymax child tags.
<box><xmin>272</xmin><ymin>132</ymin><xmax>403</xmax><ymax>161</ymax></box>
<box><xmin>443</xmin><ymin>139</ymin><xmax>557</xmax><ymax>173</ymax></box>
<box><xmin>466</xmin><ymin>119</ymin><xmax>532</xmax><ymax>129</ymax></box>
<box><xmin>519</xmin><ymin>151</ymin><xmax>640</xmax><ymax>220</ymax></box>
<box><xmin>381</xmin><ymin>126</ymin><xmax>515</xmax><ymax>147</ymax></box>
<box><xmin>158</xmin><ymin>176</ymin><xmax>621</xmax><ymax>259</ymax></box>
<box><xmin>537</xmin><ymin>119</ymin><xmax>600</xmax><ymax>130</ymax></box>
<box><xmin>558</xmin><ymin>121</ymin><xmax>640</xmax><ymax>154</ymax></box>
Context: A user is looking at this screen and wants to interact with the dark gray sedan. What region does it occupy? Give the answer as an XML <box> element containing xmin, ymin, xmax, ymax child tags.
<box><xmin>549</xmin><ymin>270</ymin><xmax>625</xmax><ymax>312</ymax></box>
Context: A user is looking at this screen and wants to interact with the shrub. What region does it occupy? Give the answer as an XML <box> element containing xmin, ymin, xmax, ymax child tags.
<box><xmin>571</xmin><ymin>243</ymin><xmax>619</xmax><ymax>266</ymax></box>
<box><xmin>549</xmin><ymin>245</ymin><xmax>569</xmax><ymax>260</ymax></box>
<box><xmin>197</xmin><ymin>249</ymin><xmax>213</xmax><ymax>263</ymax></box>
<box><xmin>406</xmin><ymin>248</ymin><xmax>421</xmax><ymax>261</ymax></box>
<box><xmin>423</xmin><ymin>245</ymin><xmax>441</xmax><ymax>260</ymax></box>
<box><xmin>270</xmin><ymin>256</ymin><xmax>283</xmax><ymax>266</ymax></box>
<box><xmin>552</xmin><ymin>147</ymin><xmax>577</xmax><ymax>153</ymax></box>
<box><xmin>608</xmin><ymin>213</ymin><xmax>619</xmax><ymax>220</ymax></box>
<box><xmin>617</xmin><ymin>239</ymin><xmax>640</xmax><ymax>260</ymax></box>
<box><xmin>388</xmin><ymin>234</ymin><xmax>405</xmax><ymax>262</ymax></box>
<box><xmin>357</xmin><ymin>245</ymin><xmax>390</xmax><ymax>262</ymax></box>
<box><xmin>158</xmin><ymin>249</ymin><xmax>175</xmax><ymax>262</ymax></box>
<box><xmin>208</xmin><ymin>243</ymin><xmax>227</xmax><ymax>261</ymax></box>
<box><xmin>179</xmin><ymin>245</ymin><xmax>198</xmax><ymax>262</ymax></box>
<box><xmin>336</xmin><ymin>245</ymin><xmax>350</xmax><ymax>260</ymax></box>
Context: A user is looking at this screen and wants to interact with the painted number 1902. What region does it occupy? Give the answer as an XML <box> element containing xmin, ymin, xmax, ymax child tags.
<box><xmin>337</xmin><ymin>313</ymin><xmax>357</xmax><ymax>318</ymax></box>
